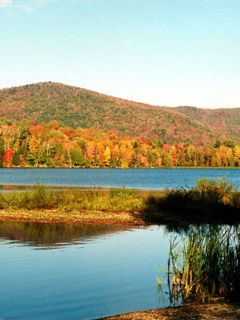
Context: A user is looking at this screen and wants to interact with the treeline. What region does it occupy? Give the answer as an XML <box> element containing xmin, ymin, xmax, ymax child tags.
<box><xmin>0</xmin><ymin>120</ymin><xmax>240</xmax><ymax>168</ymax></box>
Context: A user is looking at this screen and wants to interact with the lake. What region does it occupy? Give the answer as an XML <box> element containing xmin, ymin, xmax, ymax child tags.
<box><xmin>0</xmin><ymin>222</ymin><xmax>173</xmax><ymax>320</ymax></box>
<box><xmin>1</xmin><ymin>222</ymin><xmax>238</xmax><ymax>320</ymax></box>
<box><xmin>0</xmin><ymin>168</ymin><xmax>240</xmax><ymax>190</ymax></box>
<box><xmin>0</xmin><ymin>169</ymin><xmax>239</xmax><ymax>319</ymax></box>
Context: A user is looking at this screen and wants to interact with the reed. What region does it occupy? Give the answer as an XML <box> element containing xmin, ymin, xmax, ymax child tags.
<box><xmin>142</xmin><ymin>179</ymin><xmax>240</xmax><ymax>224</ymax></box>
<box><xmin>166</xmin><ymin>225</ymin><xmax>240</xmax><ymax>304</ymax></box>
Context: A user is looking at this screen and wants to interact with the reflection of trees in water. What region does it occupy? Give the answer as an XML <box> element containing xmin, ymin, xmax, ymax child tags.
<box><xmin>0</xmin><ymin>222</ymin><xmax>130</xmax><ymax>247</ymax></box>
<box><xmin>165</xmin><ymin>224</ymin><xmax>240</xmax><ymax>304</ymax></box>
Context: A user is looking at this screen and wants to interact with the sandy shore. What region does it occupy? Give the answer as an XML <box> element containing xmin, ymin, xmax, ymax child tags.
<box><xmin>103</xmin><ymin>302</ymin><xmax>240</xmax><ymax>320</ymax></box>
<box><xmin>0</xmin><ymin>209</ymin><xmax>145</xmax><ymax>225</ymax></box>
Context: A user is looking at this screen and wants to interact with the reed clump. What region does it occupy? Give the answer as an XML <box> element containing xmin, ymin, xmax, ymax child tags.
<box><xmin>142</xmin><ymin>179</ymin><xmax>240</xmax><ymax>224</ymax></box>
<box><xmin>166</xmin><ymin>225</ymin><xmax>240</xmax><ymax>304</ymax></box>
<box><xmin>162</xmin><ymin>178</ymin><xmax>239</xmax><ymax>209</ymax></box>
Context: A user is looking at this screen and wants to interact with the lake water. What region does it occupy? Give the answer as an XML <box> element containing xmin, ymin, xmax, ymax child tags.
<box><xmin>0</xmin><ymin>168</ymin><xmax>240</xmax><ymax>190</ymax></box>
<box><xmin>1</xmin><ymin>169</ymin><xmax>239</xmax><ymax>319</ymax></box>
<box><xmin>0</xmin><ymin>222</ymin><xmax>173</xmax><ymax>320</ymax></box>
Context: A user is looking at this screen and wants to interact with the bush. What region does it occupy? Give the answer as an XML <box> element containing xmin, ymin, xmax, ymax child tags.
<box><xmin>141</xmin><ymin>179</ymin><xmax>240</xmax><ymax>224</ymax></box>
<box><xmin>195</xmin><ymin>178</ymin><xmax>236</xmax><ymax>205</ymax></box>
<box><xmin>29</xmin><ymin>184</ymin><xmax>58</xmax><ymax>209</ymax></box>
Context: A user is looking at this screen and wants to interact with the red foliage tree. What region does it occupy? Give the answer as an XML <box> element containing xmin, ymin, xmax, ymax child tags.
<box><xmin>3</xmin><ymin>149</ymin><xmax>14</xmax><ymax>165</ymax></box>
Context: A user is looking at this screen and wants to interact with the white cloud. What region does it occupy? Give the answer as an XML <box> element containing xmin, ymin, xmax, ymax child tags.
<box><xmin>0</xmin><ymin>0</ymin><xmax>58</xmax><ymax>11</ymax></box>
<box><xmin>0</xmin><ymin>0</ymin><xmax>12</xmax><ymax>6</ymax></box>
<box><xmin>0</xmin><ymin>0</ymin><xmax>82</xmax><ymax>11</ymax></box>
<box><xmin>20</xmin><ymin>0</ymin><xmax>59</xmax><ymax>11</ymax></box>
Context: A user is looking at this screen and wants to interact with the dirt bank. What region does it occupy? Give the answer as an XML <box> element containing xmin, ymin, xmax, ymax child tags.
<box><xmin>103</xmin><ymin>302</ymin><xmax>240</xmax><ymax>320</ymax></box>
<box><xmin>0</xmin><ymin>209</ymin><xmax>145</xmax><ymax>225</ymax></box>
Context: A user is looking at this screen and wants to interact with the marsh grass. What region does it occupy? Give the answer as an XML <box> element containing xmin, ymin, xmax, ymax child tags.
<box><xmin>166</xmin><ymin>225</ymin><xmax>240</xmax><ymax>304</ymax></box>
<box><xmin>142</xmin><ymin>179</ymin><xmax>240</xmax><ymax>224</ymax></box>
<box><xmin>1</xmin><ymin>184</ymin><xmax>59</xmax><ymax>210</ymax></box>
<box><xmin>0</xmin><ymin>184</ymin><xmax>144</xmax><ymax>213</ymax></box>
<box><xmin>162</xmin><ymin>178</ymin><xmax>239</xmax><ymax>210</ymax></box>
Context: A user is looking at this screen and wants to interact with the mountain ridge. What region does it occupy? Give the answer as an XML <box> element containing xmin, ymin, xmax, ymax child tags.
<box><xmin>0</xmin><ymin>81</ymin><xmax>239</xmax><ymax>145</ymax></box>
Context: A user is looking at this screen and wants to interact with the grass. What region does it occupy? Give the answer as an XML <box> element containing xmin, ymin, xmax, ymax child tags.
<box><xmin>0</xmin><ymin>184</ymin><xmax>145</xmax><ymax>213</ymax></box>
<box><xmin>141</xmin><ymin>178</ymin><xmax>240</xmax><ymax>224</ymax></box>
<box><xmin>166</xmin><ymin>225</ymin><xmax>240</xmax><ymax>304</ymax></box>
<box><xmin>0</xmin><ymin>185</ymin><xmax>147</xmax><ymax>225</ymax></box>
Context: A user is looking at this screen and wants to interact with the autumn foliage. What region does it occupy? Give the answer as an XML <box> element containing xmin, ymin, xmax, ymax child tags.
<box><xmin>1</xmin><ymin>82</ymin><xmax>240</xmax><ymax>146</ymax></box>
<box><xmin>0</xmin><ymin>121</ymin><xmax>240</xmax><ymax>168</ymax></box>
<box><xmin>3</xmin><ymin>149</ymin><xmax>14</xmax><ymax>166</ymax></box>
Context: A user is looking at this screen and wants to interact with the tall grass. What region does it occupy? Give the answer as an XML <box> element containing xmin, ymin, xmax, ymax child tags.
<box><xmin>0</xmin><ymin>184</ymin><xmax>144</xmax><ymax>212</ymax></box>
<box><xmin>162</xmin><ymin>178</ymin><xmax>239</xmax><ymax>209</ymax></box>
<box><xmin>0</xmin><ymin>184</ymin><xmax>58</xmax><ymax>210</ymax></box>
<box><xmin>142</xmin><ymin>178</ymin><xmax>240</xmax><ymax>224</ymax></box>
<box><xmin>166</xmin><ymin>225</ymin><xmax>240</xmax><ymax>304</ymax></box>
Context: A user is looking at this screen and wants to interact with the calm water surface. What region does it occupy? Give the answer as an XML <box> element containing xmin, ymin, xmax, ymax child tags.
<box><xmin>0</xmin><ymin>168</ymin><xmax>239</xmax><ymax>190</ymax></box>
<box><xmin>0</xmin><ymin>168</ymin><xmax>239</xmax><ymax>319</ymax></box>
<box><xmin>0</xmin><ymin>222</ymin><xmax>172</xmax><ymax>320</ymax></box>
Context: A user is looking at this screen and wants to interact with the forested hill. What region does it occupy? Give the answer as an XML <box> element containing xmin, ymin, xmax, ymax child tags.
<box><xmin>174</xmin><ymin>106</ymin><xmax>240</xmax><ymax>145</ymax></box>
<box><xmin>0</xmin><ymin>82</ymin><xmax>239</xmax><ymax>145</ymax></box>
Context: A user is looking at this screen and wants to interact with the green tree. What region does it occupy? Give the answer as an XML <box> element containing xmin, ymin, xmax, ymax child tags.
<box><xmin>11</xmin><ymin>152</ymin><xmax>20</xmax><ymax>166</ymax></box>
<box><xmin>70</xmin><ymin>148</ymin><xmax>85</xmax><ymax>166</ymax></box>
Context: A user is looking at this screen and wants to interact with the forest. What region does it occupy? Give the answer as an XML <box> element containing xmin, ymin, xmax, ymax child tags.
<box><xmin>0</xmin><ymin>120</ymin><xmax>239</xmax><ymax>168</ymax></box>
<box><xmin>1</xmin><ymin>82</ymin><xmax>240</xmax><ymax>146</ymax></box>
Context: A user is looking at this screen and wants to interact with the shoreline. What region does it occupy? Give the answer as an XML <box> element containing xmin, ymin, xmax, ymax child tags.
<box><xmin>0</xmin><ymin>209</ymin><xmax>145</xmax><ymax>226</ymax></box>
<box><xmin>102</xmin><ymin>302</ymin><xmax>240</xmax><ymax>319</ymax></box>
<box><xmin>1</xmin><ymin>166</ymin><xmax>240</xmax><ymax>169</ymax></box>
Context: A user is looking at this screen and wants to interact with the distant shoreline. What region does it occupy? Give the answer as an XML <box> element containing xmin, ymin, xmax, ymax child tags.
<box><xmin>1</xmin><ymin>166</ymin><xmax>240</xmax><ymax>169</ymax></box>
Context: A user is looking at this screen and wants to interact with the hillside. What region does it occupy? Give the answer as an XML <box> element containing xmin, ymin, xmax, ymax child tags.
<box><xmin>175</xmin><ymin>106</ymin><xmax>240</xmax><ymax>144</ymax></box>
<box><xmin>0</xmin><ymin>82</ymin><xmax>239</xmax><ymax>144</ymax></box>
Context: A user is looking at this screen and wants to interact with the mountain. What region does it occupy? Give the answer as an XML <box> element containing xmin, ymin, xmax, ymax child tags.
<box><xmin>0</xmin><ymin>82</ymin><xmax>239</xmax><ymax>145</ymax></box>
<box><xmin>173</xmin><ymin>106</ymin><xmax>240</xmax><ymax>144</ymax></box>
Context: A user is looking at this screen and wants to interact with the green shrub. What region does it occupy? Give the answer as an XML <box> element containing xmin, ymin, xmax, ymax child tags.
<box><xmin>29</xmin><ymin>184</ymin><xmax>58</xmax><ymax>209</ymax></box>
<box><xmin>195</xmin><ymin>178</ymin><xmax>236</xmax><ymax>205</ymax></box>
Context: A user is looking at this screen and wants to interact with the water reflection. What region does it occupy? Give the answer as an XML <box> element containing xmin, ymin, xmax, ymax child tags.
<box><xmin>0</xmin><ymin>221</ymin><xmax>131</xmax><ymax>248</ymax></box>
<box><xmin>1</xmin><ymin>220</ymin><xmax>239</xmax><ymax>319</ymax></box>
<box><xmin>0</xmin><ymin>184</ymin><xmax>32</xmax><ymax>193</ymax></box>
<box><xmin>0</xmin><ymin>223</ymin><xmax>168</xmax><ymax>320</ymax></box>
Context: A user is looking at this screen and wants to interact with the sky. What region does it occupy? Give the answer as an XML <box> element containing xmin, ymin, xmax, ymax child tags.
<box><xmin>0</xmin><ymin>0</ymin><xmax>240</xmax><ymax>108</ymax></box>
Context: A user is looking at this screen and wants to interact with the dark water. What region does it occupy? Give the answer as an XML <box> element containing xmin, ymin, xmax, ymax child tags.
<box><xmin>0</xmin><ymin>168</ymin><xmax>239</xmax><ymax>190</ymax></box>
<box><xmin>0</xmin><ymin>222</ymin><xmax>171</xmax><ymax>320</ymax></box>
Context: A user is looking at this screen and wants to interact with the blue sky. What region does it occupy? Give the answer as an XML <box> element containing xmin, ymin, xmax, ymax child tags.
<box><xmin>0</xmin><ymin>0</ymin><xmax>240</xmax><ymax>107</ymax></box>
